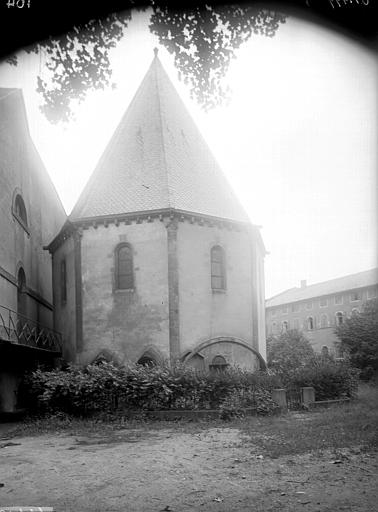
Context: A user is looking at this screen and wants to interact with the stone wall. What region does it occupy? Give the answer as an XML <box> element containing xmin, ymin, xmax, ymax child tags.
<box><xmin>75</xmin><ymin>220</ymin><xmax>170</xmax><ymax>365</ymax></box>
<box><xmin>0</xmin><ymin>89</ymin><xmax>66</xmax><ymax>324</ymax></box>
<box><xmin>176</xmin><ymin>220</ymin><xmax>265</xmax><ymax>366</ymax></box>
<box><xmin>0</xmin><ymin>89</ymin><xmax>66</xmax><ymax>412</ymax></box>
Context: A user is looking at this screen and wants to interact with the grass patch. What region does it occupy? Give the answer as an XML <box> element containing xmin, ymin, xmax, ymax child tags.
<box><xmin>3</xmin><ymin>384</ymin><xmax>378</xmax><ymax>460</ymax></box>
<box><xmin>238</xmin><ymin>383</ymin><xmax>378</xmax><ymax>458</ymax></box>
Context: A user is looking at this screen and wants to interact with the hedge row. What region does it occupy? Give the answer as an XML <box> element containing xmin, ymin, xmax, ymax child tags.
<box><xmin>20</xmin><ymin>358</ymin><xmax>359</xmax><ymax>418</ymax></box>
<box><xmin>20</xmin><ymin>362</ymin><xmax>281</xmax><ymax>417</ymax></box>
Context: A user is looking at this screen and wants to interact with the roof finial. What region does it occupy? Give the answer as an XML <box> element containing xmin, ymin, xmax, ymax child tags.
<box><xmin>153</xmin><ymin>47</ymin><xmax>159</xmax><ymax>57</ymax></box>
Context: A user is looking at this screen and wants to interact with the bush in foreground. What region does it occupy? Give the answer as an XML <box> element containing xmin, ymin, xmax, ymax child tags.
<box><xmin>290</xmin><ymin>358</ymin><xmax>360</xmax><ymax>400</ymax></box>
<box><xmin>336</xmin><ymin>298</ymin><xmax>378</xmax><ymax>381</ymax></box>
<box><xmin>21</xmin><ymin>362</ymin><xmax>280</xmax><ymax>417</ymax></box>
<box><xmin>267</xmin><ymin>329</ymin><xmax>360</xmax><ymax>400</ymax></box>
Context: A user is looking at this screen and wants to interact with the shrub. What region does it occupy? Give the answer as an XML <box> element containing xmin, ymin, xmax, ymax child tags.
<box><xmin>219</xmin><ymin>388</ymin><xmax>279</xmax><ymax>420</ymax></box>
<box><xmin>267</xmin><ymin>330</ymin><xmax>315</xmax><ymax>384</ymax></box>
<box><xmin>290</xmin><ymin>358</ymin><xmax>360</xmax><ymax>400</ymax></box>
<box><xmin>336</xmin><ymin>299</ymin><xmax>378</xmax><ymax>380</ymax></box>
<box><xmin>20</xmin><ymin>362</ymin><xmax>280</xmax><ymax>417</ymax></box>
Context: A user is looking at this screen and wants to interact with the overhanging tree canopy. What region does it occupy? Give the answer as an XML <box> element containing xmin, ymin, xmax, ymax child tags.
<box><xmin>6</xmin><ymin>4</ymin><xmax>287</xmax><ymax>123</ymax></box>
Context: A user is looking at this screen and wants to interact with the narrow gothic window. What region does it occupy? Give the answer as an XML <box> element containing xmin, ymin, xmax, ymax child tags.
<box><xmin>61</xmin><ymin>259</ymin><xmax>67</xmax><ymax>304</ymax></box>
<box><xmin>116</xmin><ymin>244</ymin><xmax>134</xmax><ymax>290</ymax></box>
<box><xmin>17</xmin><ymin>267</ymin><xmax>27</xmax><ymax>320</ymax></box>
<box><xmin>307</xmin><ymin>317</ymin><xmax>314</xmax><ymax>330</ymax></box>
<box><xmin>13</xmin><ymin>194</ymin><xmax>28</xmax><ymax>227</ymax></box>
<box><xmin>211</xmin><ymin>245</ymin><xmax>225</xmax><ymax>290</ymax></box>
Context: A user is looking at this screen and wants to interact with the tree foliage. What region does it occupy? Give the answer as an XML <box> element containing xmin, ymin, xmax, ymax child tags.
<box><xmin>149</xmin><ymin>5</ymin><xmax>286</xmax><ymax>110</ymax></box>
<box><xmin>336</xmin><ymin>299</ymin><xmax>378</xmax><ymax>380</ymax></box>
<box><xmin>267</xmin><ymin>329</ymin><xmax>315</xmax><ymax>377</ymax></box>
<box><xmin>267</xmin><ymin>329</ymin><xmax>359</xmax><ymax>397</ymax></box>
<box><xmin>6</xmin><ymin>3</ymin><xmax>286</xmax><ymax>123</ymax></box>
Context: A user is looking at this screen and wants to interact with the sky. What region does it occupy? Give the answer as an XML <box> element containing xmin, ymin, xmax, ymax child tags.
<box><xmin>0</xmin><ymin>9</ymin><xmax>376</xmax><ymax>299</ymax></box>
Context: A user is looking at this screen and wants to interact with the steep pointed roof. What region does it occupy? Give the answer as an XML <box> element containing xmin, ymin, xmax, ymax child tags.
<box><xmin>70</xmin><ymin>51</ymin><xmax>249</xmax><ymax>223</ymax></box>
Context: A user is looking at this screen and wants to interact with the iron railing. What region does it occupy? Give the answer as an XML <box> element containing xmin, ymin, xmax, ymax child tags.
<box><xmin>0</xmin><ymin>304</ymin><xmax>62</xmax><ymax>353</ymax></box>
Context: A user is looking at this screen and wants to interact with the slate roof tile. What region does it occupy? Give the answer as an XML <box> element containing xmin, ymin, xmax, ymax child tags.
<box><xmin>70</xmin><ymin>52</ymin><xmax>249</xmax><ymax>223</ymax></box>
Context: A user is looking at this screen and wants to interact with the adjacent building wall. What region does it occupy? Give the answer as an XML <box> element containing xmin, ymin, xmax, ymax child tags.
<box><xmin>0</xmin><ymin>89</ymin><xmax>66</xmax><ymax>412</ymax></box>
<box><xmin>52</xmin><ymin>236</ymin><xmax>77</xmax><ymax>361</ymax></box>
<box><xmin>0</xmin><ymin>89</ymin><xmax>66</xmax><ymax>324</ymax></box>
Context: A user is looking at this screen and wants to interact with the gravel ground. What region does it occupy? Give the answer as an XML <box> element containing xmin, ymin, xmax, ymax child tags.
<box><xmin>1</xmin><ymin>424</ymin><xmax>377</xmax><ymax>511</ymax></box>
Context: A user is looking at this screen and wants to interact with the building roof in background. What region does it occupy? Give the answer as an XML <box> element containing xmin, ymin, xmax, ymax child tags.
<box><xmin>266</xmin><ymin>268</ymin><xmax>378</xmax><ymax>307</ymax></box>
<box><xmin>70</xmin><ymin>51</ymin><xmax>249</xmax><ymax>223</ymax></box>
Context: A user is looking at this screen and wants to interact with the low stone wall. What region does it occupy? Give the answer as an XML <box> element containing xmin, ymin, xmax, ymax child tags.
<box><xmin>271</xmin><ymin>387</ymin><xmax>351</xmax><ymax>411</ymax></box>
<box><xmin>309</xmin><ymin>398</ymin><xmax>351</xmax><ymax>408</ymax></box>
<box><xmin>123</xmin><ymin>407</ymin><xmax>260</xmax><ymax>421</ymax></box>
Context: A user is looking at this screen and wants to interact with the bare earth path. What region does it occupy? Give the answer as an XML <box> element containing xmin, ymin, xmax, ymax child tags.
<box><xmin>1</xmin><ymin>423</ymin><xmax>377</xmax><ymax>512</ymax></box>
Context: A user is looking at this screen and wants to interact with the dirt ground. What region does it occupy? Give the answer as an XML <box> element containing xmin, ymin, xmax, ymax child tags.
<box><xmin>1</xmin><ymin>420</ymin><xmax>377</xmax><ymax>512</ymax></box>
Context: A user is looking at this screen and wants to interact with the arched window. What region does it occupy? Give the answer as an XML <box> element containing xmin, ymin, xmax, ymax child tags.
<box><xmin>282</xmin><ymin>320</ymin><xmax>289</xmax><ymax>332</ymax></box>
<box><xmin>335</xmin><ymin>312</ymin><xmax>344</xmax><ymax>326</ymax></box>
<box><xmin>320</xmin><ymin>314</ymin><xmax>328</xmax><ymax>328</ymax></box>
<box><xmin>115</xmin><ymin>244</ymin><xmax>134</xmax><ymax>290</ymax></box>
<box><xmin>209</xmin><ymin>355</ymin><xmax>228</xmax><ymax>372</ymax></box>
<box><xmin>272</xmin><ymin>321</ymin><xmax>278</xmax><ymax>334</ymax></box>
<box><xmin>211</xmin><ymin>245</ymin><xmax>226</xmax><ymax>290</ymax></box>
<box><xmin>137</xmin><ymin>355</ymin><xmax>156</xmax><ymax>367</ymax></box>
<box><xmin>13</xmin><ymin>194</ymin><xmax>28</xmax><ymax>228</ymax></box>
<box><xmin>307</xmin><ymin>316</ymin><xmax>314</xmax><ymax>330</ymax></box>
<box><xmin>17</xmin><ymin>267</ymin><xmax>27</xmax><ymax>321</ymax></box>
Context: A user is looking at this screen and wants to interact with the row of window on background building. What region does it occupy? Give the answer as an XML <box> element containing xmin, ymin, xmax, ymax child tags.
<box><xmin>270</xmin><ymin>309</ymin><xmax>361</xmax><ymax>334</ymax></box>
<box><xmin>270</xmin><ymin>289</ymin><xmax>377</xmax><ymax>317</ymax></box>
<box><xmin>60</xmin><ymin>243</ymin><xmax>227</xmax><ymax>302</ymax></box>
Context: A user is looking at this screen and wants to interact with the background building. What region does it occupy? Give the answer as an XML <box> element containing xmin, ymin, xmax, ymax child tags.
<box><xmin>0</xmin><ymin>88</ymin><xmax>66</xmax><ymax>413</ymax></box>
<box><xmin>265</xmin><ymin>268</ymin><xmax>378</xmax><ymax>354</ymax></box>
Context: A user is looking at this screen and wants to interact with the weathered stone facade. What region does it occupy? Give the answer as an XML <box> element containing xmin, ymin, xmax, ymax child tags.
<box><xmin>0</xmin><ymin>88</ymin><xmax>66</xmax><ymax>412</ymax></box>
<box><xmin>48</xmin><ymin>52</ymin><xmax>267</xmax><ymax>371</ymax></box>
<box><xmin>51</xmin><ymin>213</ymin><xmax>266</xmax><ymax>370</ymax></box>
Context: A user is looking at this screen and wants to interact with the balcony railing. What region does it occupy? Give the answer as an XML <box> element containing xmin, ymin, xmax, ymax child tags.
<box><xmin>0</xmin><ymin>304</ymin><xmax>62</xmax><ymax>353</ymax></box>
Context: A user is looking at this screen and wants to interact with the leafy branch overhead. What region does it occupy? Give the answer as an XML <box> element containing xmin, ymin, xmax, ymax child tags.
<box><xmin>7</xmin><ymin>4</ymin><xmax>286</xmax><ymax>123</ymax></box>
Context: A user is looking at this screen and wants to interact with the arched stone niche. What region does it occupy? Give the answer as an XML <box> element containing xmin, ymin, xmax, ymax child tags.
<box><xmin>183</xmin><ymin>337</ymin><xmax>266</xmax><ymax>372</ymax></box>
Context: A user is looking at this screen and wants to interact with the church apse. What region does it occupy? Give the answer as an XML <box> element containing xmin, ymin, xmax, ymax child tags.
<box><xmin>47</xmin><ymin>50</ymin><xmax>267</xmax><ymax>370</ymax></box>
